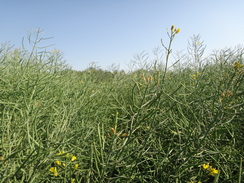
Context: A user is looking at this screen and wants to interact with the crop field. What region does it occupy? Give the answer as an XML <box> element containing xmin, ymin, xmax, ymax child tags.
<box><xmin>0</xmin><ymin>28</ymin><xmax>243</xmax><ymax>182</ymax></box>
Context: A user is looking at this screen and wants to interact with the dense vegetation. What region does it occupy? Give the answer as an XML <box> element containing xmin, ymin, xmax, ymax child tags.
<box><xmin>0</xmin><ymin>28</ymin><xmax>243</xmax><ymax>183</ymax></box>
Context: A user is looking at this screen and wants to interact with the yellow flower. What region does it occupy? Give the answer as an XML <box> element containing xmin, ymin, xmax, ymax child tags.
<box><xmin>49</xmin><ymin>167</ymin><xmax>58</xmax><ymax>177</ymax></box>
<box><xmin>71</xmin><ymin>178</ymin><xmax>75</xmax><ymax>183</ymax></box>
<box><xmin>234</xmin><ymin>61</ymin><xmax>243</xmax><ymax>69</ymax></box>
<box><xmin>192</xmin><ymin>74</ymin><xmax>197</xmax><ymax>79</ymax></box>
<box><xmin>56</xmin><ymin>151</ymin><xmax>65</xmax><ymax>155</ymax></box>
<box><xmin>171</xmin><ymin>25</ymin><xmax>175</xmax><ymax>31</ymax></box>
<box><xmin>74</xmin><ymin>164</ymin><xmax>79</xmax><ymax>170</ymax></box>
<box><xmin>57</xmin><ymin>162</ymin><xmax>66</xmax><ymax>167</ymax></box>
<box><xmin>71</xmin><ymin>156</ymin><xmax>77</xmax><ymax>161</ymax></box>
<box><xmin>148</xmin><ymin>76</ymin><xmax>153</xmax><ymax>82</ymax></box>
<box><xmin>209</xmin><ymin>168</ymin><xmax>219</xmax><ymax>175</ymax></box>
<box><xmin>202</xmin><ymin>163</ymin><xmax>210</xmax><ymax>169</ymax></box>
<box><xmin>175</xmin><ymin>28</ymin><xmax>180</xmax><ymax>34</ymax></box>
<box><xmin>55</xmin><ymin>160</ymin><xmax>62</xmax><ymax>166</ymax></box>
<box><xmin>202</xmin><ymin>163</ymin><xmax>219</xmax><ymax>176</ymax></box>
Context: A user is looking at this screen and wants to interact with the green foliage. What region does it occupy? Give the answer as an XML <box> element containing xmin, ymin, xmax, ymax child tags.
<box><xmin>0</xmin><ymin>28</ymin><xmax>243</xmax><ymax>183</ymax></box>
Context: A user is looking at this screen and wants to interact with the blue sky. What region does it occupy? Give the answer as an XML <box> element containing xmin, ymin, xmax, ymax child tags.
<box><xmin>1</xmin><ymin>0</ymin><xmax>244</xmax><ymax>71</ymax></box>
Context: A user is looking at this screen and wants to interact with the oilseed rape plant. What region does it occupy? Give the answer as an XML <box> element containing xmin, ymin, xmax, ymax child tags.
<box><xmin>0</xmin><ymin>27</ymin><xmax>243</xmax><ymax>182</ymax></box>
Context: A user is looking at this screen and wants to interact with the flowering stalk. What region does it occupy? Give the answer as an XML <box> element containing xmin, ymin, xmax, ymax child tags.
<box><xmin>161</xmin><ymin>25</ymin><xmax>180</xmax><ymax>83</ymax></box>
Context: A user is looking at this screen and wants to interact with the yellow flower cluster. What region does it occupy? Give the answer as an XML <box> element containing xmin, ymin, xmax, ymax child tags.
<box><xmin>171</xmin><ymin>25</ymin><xmax>180</xmax><ymax>34</ymax></box>
<box><xmin>189</xmin><ymin>163</ymin><xmax>219</xmax><ymax>182</ymax></box>
<box><xmin>233</xmin><ymin>61</ymin><xmax>243</xmax><ymax>70</ymax></box>
<box><xmin>56</xmin><ymin>151</ymin><xmax>77</xmax><ymax>161</ymax></box>
<box><xmin>49</xmin><ymin>151</ymin><xmax>79</xmax><ymax>179</ymax></box>
<box><xmin>202</xmin><ymin>163</ymin><xmax>219</xmax><ymax>176</ymax></box>
<box><xmin>49</xmin><ymin>167</ymin><xmax>58</xmax><ymax>177</ymax></box>
<box><xmin>56</xmin><ymin>160</ymin><xmax>66</xmax><ymax>167</ymax></box>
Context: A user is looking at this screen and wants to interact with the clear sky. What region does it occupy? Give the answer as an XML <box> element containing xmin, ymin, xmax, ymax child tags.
<box><xmin>1</xmin><ymin>0</ymin><xmax>244</xmax><ymax>71</ymax></box>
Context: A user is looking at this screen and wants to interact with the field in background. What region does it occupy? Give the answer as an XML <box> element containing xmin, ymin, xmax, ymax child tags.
<box><xmin>0</xmin><ymin>29</ymin><xmax>243</xmax><ymax>183</ymax></box>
